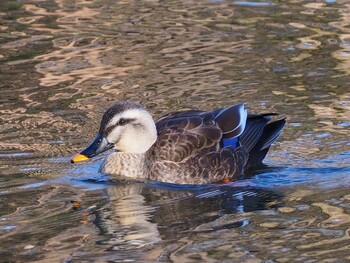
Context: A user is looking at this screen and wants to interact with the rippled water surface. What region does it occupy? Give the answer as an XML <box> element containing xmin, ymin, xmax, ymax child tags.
<box><xmin>1</xmin><ymin>0</ymin><xmax>350</xmax><ymax>262</ymax></box>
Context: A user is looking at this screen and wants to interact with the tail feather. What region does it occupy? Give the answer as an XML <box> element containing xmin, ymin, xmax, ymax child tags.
<box><xmin>240</xmin><ymin>115</ymin><xmax>286</xmax><ymax>169</ymax></box>
<box><xmin>260</xmin><ymin>118</ymin><xmax>286</xmax><ymax>150</ymax></box>
<box><xmin>240</xmin><ymin>115</ymin><xmax>270</xmax><ymax>152</ymax></box>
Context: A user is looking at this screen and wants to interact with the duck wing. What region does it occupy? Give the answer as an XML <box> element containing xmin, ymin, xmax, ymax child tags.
<box><xmin>153</xmin><ymin>104</ymin><xmax>248</xmax><ymax>163</ymax></box>
<box><xmin>153</xmin><ymin>115</ymin><xmax>223</xmax><ymax>162</ymax></box>
<box><xmin>156</xmin><ymin>104</ymin><xmax>247</xmax><ymax>139</ymax></box>
<box><xmin>149</xmin><ymin>105</ymin><xmax>284</xmax><ymax>183</ymax></box>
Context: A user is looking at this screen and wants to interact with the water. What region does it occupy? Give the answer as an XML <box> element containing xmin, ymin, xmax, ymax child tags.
<box><xmin>0</xmin><ymin>0</ymin><xmax>349</xmax><ymax>261</ymax></box>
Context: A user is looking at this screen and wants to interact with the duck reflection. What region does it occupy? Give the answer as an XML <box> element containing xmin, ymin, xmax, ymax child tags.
<box><xmin>94</xmin><ymin>182</ymin><xmax>282</xmax><ymax>251</ymax></box>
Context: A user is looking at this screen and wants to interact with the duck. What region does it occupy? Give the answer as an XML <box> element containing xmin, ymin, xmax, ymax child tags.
<box><xmin>71</xmin><ymin>101</ymin><xmax>286</xmax><ymax>184</ymax></box>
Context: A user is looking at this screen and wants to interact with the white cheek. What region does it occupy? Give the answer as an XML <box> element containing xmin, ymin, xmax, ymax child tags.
<box><xmin>106</xmin><ymin>128</ymin><xmax>122</xmax><ymax>143</ymax></box>
<box><xmin>117</xmin><ymin>130</ymin><xmax>140</xmax><ymax>151</ymax></box>
<box><xmin>107</xmin><ymin>126</ymin><xmax>137</xmax><ymax>151</ymax></box>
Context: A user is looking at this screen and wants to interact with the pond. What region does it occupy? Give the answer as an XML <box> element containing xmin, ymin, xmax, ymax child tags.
<box><xmin>0</xmin><ymin>0</ymin><xmax>350</xmax><ymax>261</ymax></box>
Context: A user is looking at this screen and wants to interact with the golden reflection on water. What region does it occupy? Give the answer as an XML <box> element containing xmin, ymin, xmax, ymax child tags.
<box><xmin>24</xmin><ymin>0</ymin><xmax>254</xmax><ymax>98</ymax></box>
<box><xmin>1</xmin><ymin>0</ymin><xmax>347</xmax><ymax>160</ymax></box>
<box><xmin>0</xmin><ymin>0</ymin><xmax>350</xmax><ymax>262</ymax></box>
<box><xmin>153</xmin><ymin>187</ymin><xmax>350</xmax><ymax>262</ymax></box>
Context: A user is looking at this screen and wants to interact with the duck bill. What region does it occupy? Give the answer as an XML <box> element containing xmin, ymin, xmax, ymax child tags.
<box><xmin>71</xmin><ymin>134</ymin><xmax>114</xmax><ymax>163</ymax></box>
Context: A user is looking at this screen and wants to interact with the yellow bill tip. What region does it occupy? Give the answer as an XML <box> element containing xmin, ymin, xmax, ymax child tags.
<box><xmin>71</xmin><ymin>154</ymin><xmax>89</xmax><ymax>163</ymax></box>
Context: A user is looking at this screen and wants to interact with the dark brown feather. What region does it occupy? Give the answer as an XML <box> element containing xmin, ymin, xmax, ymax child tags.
<box><xmin>146</xmin><ymin>104</ymin><xmax>284</xmax><ymax>184</ymax></box>
<box><xmin>214</xmin><ymin>104</ymin><xmax>246</xmax><ymax>138</ymax></box>
<box><xmin>153</xmin><ymin>115</ymin><xmax>221</xmax><ymax>163</ymax></box>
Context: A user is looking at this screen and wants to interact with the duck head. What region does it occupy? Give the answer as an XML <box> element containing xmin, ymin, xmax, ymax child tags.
<box><xmin>71</xmin><ymin>101</ymin><xmax>157</xmax><ymax>163</ymax></box>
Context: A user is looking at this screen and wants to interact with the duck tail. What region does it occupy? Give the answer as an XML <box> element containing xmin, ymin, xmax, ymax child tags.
<box><xmin>239</xmin><ymin>114</ymin><xmax>286</xmax><ymax>169</ymax></box>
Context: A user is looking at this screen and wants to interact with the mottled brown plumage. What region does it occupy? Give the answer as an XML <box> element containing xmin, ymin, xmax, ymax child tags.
<box><xmin>73</xmin><ymin>101</ymin><xmax>286</xmax><ymax>184</ymax></box>
<box><xmin>145</xmin><ymin>109</ymin><xmax>248</xmax><ymax>184</ymax></box>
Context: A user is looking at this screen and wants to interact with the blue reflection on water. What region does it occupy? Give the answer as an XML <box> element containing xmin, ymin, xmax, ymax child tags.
<box><xmin>251</xmin><ymin>166</ymin><xmax>350</xmax><ymax>188</ymax></box>
<box><xmin>21</xmin><ymin>160</ymin><xmax>109</xmax><ymax>191</ymax></box>
<box><xmin>251</xmin><ymin>151</ymin><xmax>350</xmax><ymax>189</ymax></box>
<box><xmin>20</xmin><ymin>151</ymin><xmax>350</xmax><ymax>193</ymax></box>
<box><xmin>233</xmin><ymin>1</ymin><xmax>274</xmax><ymax>7</ymax></box>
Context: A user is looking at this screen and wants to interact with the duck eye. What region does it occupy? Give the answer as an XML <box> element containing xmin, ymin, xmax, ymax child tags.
<box><xmin>118</xmin><ymin>118</ymin><xmax>127</xmax><ymax>125</ymax></box>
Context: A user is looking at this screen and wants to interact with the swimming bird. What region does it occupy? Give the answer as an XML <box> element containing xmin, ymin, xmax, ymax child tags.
<box><xmin>71</xmin><ymin>101</ymin><xmax>285</xmax><ymax>184</ymax></box>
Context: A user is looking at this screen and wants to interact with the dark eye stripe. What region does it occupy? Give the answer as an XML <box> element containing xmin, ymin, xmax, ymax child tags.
<box><xmin>104</xmin><ymin>118</ymin><xmax>135</xmax><ymax>135</ymax></box>
<box><xmin>118</xmin><ymin>118</ymin><xmax>135</xmax><ymax>125</ymax></box>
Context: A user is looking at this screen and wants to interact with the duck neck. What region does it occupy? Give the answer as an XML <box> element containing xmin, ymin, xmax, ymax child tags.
<box><xmin>100</xmin><ymin>151</ymin><xmax>151</xmax><ymax>179</ymax></box>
